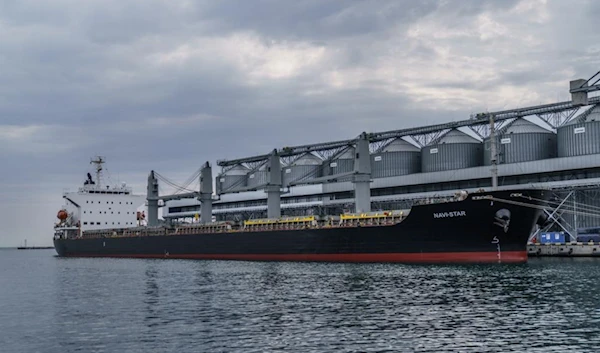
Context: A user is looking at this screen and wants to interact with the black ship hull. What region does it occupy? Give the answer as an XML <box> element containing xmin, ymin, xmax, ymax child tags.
<box><xmin>54</xmin><ymin>189</ymin><xmax>548</xmax><ymax>263</ymax></box>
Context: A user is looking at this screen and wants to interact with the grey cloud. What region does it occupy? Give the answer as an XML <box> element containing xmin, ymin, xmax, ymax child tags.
<box><xmin>1</xmin><ymin>0</ymin><xmax>599</xmax><ymax>246</ymax></box>
<box><xmin>194</xmin><ymin>0</ymin><xmax>440</xmax><ymax>40</ymax></box>
<box><xmin>448</xmin><ymin>0</ymin><xmax>522</xmax><ymax>16</ymax></box>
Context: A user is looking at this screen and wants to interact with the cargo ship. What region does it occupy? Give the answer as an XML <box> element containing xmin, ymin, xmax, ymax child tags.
<box><xmin>53</xmin><ymin>158</ymin><xmax>549</xmax><ymax>263</ymax></box>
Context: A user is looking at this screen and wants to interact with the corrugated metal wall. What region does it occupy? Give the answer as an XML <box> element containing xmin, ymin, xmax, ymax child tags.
<box><xmin>282</xmin><ymin>165</ymin><xmax>322</xmax><ymax>186</ymax></box>
<box><xmin>322</xmin><ymin>159</ymin><xmax>354</xmax><ymax>176</ymax></box>
<box><xmin>422</xmin><ymin>143</ymin><xmax>483</xmax><ymax>172</ymax></box>
<box><xmin>371</xmin><ymin>151</ymin><xmax>421</xmax><ymax>178</ymax></box>
<box><xmin>322</xmin><ymin>146</ymin><xmax>355</xmax><ymax>178</ymax></box>
<box><xmin>217</xmin><ymin>175</ymin><xmax>248</xmax><ymax>193</ymax></box>
<box><xmin>558</xmin><ymin>121</ymin><xmax>600</xmax><ymax>157</ymax></box>
<box><xmin>216</xmin><ymin>165</ymin><xmax>249</xmax><ymax>193</ymax></box>
<box><xmin>484</xmin><ymin>133</ymin><xmax>557</xmax><ymax>165</ymax></box>
<box><xmin>247</xmin><ymin>170</ymin><xmax>268</xmax><ymax>187</ymax></box>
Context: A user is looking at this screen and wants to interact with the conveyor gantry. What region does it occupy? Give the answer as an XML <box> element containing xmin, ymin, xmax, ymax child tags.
<box><xmin>215</xmin><ymin>71</ymin><xmax>600</xmax><ymax>216</ymax></box>
<box><xmin>218</xmin><ymin>81</ymin><xmax>599</xmax><ymax>167</ymax></box>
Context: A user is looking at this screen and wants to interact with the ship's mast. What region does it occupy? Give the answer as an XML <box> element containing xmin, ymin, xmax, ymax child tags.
<box><xmin>489</xmin><ymin>115</ymin><xmax>498</xmax><ymax>190</ymax></box>
<box><xmin>90</xmin><ymin>156</ymin><xmax>106</xmax><ymax>189</ymax></box>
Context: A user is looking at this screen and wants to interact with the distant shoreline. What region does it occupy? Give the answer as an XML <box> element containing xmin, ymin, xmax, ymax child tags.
<box><xmin>0</xmin><ymin>247</ymin><xmax>54</xmax><ymax>250</ymax></box>
<box><xmin>17</xmin><ymin>246</ymin><xmax>54</xmax><ymax>250</ymax></box>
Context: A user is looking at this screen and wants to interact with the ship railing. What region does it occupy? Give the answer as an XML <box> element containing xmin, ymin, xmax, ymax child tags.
<box><xmin>80</xmin><ymin>227</ymin><xmax>151</xmax><ymax>238</ymax></box>
<box><xmin>81</xmin><ymin>230</ymin><xmax>115</xmax><ymax>239</ymax></box>
<box><xmin>122</xmin><ymin>228</ymin><xmax>151</xmax><ymax>237</ymax></box>
<box><xmin>175</xmin><ymin>222</ymin><xmax>234</xmax><ymax>235</ymax></box>
<box><xmin>78</xmin><ymin>185</ymin><xmax>133</xmax><ymax>194</ymax></box>
<box><xmin>413</xmin><ymin>192</ymin><xmax>468</xmax><ymax>205</ymax></box>
<box><xmin>148</xmin><ymin>230</ymin><xmax>166</xmax><ymax>236</ymax></box>
<box><xmin>337</xmin><ymin>211</ymin><xmax>407</xmax><ymax>227</ymax></box>
<box><xmin>242</xmin><ymin>216</ymin><xmax>317</xmax><ymax>232</ymax></box>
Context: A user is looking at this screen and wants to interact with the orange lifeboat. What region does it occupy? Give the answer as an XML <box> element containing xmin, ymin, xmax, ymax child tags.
<box><xmin>57</xmin><ymin>209</ymin><xmax>68</xmax><ymax>221</ymax></box>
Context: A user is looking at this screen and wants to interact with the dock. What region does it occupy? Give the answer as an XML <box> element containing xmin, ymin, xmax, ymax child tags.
<box><xmin>528</xmin><ymin>243</ymin><xmax>600</xmax><ymax>257</ymax></box>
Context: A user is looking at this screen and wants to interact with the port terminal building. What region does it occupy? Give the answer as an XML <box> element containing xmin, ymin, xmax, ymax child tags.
<box><xmin>163</xmin><ymin>74</ymin><xmax>600</xmax><ymax>240</ymax></box>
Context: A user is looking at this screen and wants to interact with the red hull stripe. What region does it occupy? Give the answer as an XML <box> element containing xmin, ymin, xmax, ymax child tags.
<box><xmin>64</xmin><ymin>251</ymin><xmax>527</xmax><ymax>263</ymax></box>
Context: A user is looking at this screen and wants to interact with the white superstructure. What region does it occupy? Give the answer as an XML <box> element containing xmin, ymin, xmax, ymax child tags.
<box><xmin>54</xmin><ymin>157</ymin><xmax>145</xmax><ymax>238</ymax></box>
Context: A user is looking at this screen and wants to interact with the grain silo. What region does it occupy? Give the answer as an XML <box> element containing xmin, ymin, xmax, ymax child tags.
<box><xmin>216</xmin><ymin>165</ymin><xmax>248</xmax><ymax>193</ymax></box>
<box><xmin>484</xmin><ymin>118</ymin><xmax>557</xmax><ymax>165</ymax></box>
<box><xmin>558</xmin><ymin>104</ymin><xmax>600</xmax><ymax>157</ymax></box>
<box><xmin>247</xmin><ymin>164</ymin><xmax>270</xmax><ymax>188</ymax></box>
<box><xmin>422</xmin><ymin>129</ymin><xmax>482</xmax><ymax>172</ymax></box>
<box><xmin>322</xmin><ymin>146</ymin><xmax>355</xmax><ymax>176</ymax></box>
<box><xmin>282</xmin><ymin>153</ymin><xmax>322</xmax><ymax>186</ymax></box>
<box><xmin>371</xmin><ymin>138</ymin><xmax>421</xmax><ymax>178</ymax></box>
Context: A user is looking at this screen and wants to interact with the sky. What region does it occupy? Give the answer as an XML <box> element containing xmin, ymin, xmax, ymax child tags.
<box><xmin>1</xmin><ymin>0</ymin><xmax>599</xmax><ymax>247</ymax></box>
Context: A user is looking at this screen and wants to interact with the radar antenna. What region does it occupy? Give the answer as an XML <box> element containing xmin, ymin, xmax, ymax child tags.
<box><xmin>90</xmin><ymin>156</ymin><xmax>106</xmax><ymax>189</ymax></box>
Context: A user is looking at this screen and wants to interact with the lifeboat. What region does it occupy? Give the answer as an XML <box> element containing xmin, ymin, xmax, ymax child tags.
<box><xmin>57</xmin><ymin>209</ymin><xmax>68</xmax><ymax>221</ymax></box>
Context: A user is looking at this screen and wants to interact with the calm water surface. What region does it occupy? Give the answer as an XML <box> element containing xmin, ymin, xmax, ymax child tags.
<box><xmin>1</xmin><ymin>249</ymin><xmax>600</xmax><ymax>352</ymax></box>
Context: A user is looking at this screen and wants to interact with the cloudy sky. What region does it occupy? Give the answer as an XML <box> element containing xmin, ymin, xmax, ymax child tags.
<box><xmin>1</xmin><ymin>0</ymin><xmax>599</xmax><ymax>246</ymax></box>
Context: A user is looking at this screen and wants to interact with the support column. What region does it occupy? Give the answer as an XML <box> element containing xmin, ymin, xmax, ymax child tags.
<box><xmin>573</xmin><ymin>190</ymin><xmax>578</xmax><ymax>238</ymax></box>
<box><xmin>353</xmin><ymin>132</ymin><xmax>372</xmax><ymax>213</ymax></box>
<box><xmin>265</xmin><ymin>150</ymin><xmax>282</xmax><ymax>218</ymax></box>
<box><xmin>489</xmin><ymin>115</ymin><xmax>498</xmax><ymax>191</ymax></box>
<box><xmin>147</xmin><ymin>170</ymin><xmax>159</xmax><ymax>227</ymax></box>
<box><xmin>200</xmin><ymin>161</ymin><xmax>213</xmax><ymax>223</ymax></box>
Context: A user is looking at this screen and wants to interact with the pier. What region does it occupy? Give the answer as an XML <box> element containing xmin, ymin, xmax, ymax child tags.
<box><xmin>528</xmin><ymin>243</ymin><xmax>600</xmax><ymax>257</ymax></box>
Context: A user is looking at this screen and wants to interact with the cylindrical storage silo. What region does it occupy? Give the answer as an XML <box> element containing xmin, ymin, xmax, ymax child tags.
<box><xmin>282</xmin><ymin>153</ymin><xmax>322</xmax><ymax>186</ymax></box>
<box><xmin>422</xmin><ymin>129</ymin><xmax>482</xmax><ymax>172</ymax></box>
<box><xmin>558</xmin><ymin>105</ymin><xmax>600</xmax><ymax>157</ymax></box>
<box><xmin>322</xmin><ymin>147</ymin><xmax>355</xmax><ymax>176</ymax></box>
<box><xmin>484</xmin><ymin>118</ymin><xmax>557</xmax><ymax>165</ymax></box>
<box><xmin>247</xmin><ymin>164</ymin><xmax>271</xmax><ymax>188</ymax></box>
<box><xmin>371</xmin><ymin>138</ymin><xmax>421</xmax><ymax>178</ymax></box>
<box><xmin>216</xmin><ymin>165</ymin><xmax>248</xmax><ymax>193</ymax></box>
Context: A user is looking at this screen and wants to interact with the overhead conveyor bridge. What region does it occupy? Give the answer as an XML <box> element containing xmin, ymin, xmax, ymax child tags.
<box><xmin>214</xmin><ymin>72</ymin><xmax>600</xmax><ymax>220</ymax></box>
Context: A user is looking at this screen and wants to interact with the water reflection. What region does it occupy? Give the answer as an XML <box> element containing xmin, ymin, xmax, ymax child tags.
<box><xmin>143</xmin><ymin>264</ymin><xmax>160</xmax><ymax>326</ymax></box>
<box><xmin>4</xmin><ymin>252</ymin><xmax>600</xmax><ymax>352</ymax></box>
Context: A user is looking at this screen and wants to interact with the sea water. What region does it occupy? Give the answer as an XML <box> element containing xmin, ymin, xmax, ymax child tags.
<box><xmin>1</xmin><ymin>248</ymin><xmax>599</xmax><ymax>352</ymax></box>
